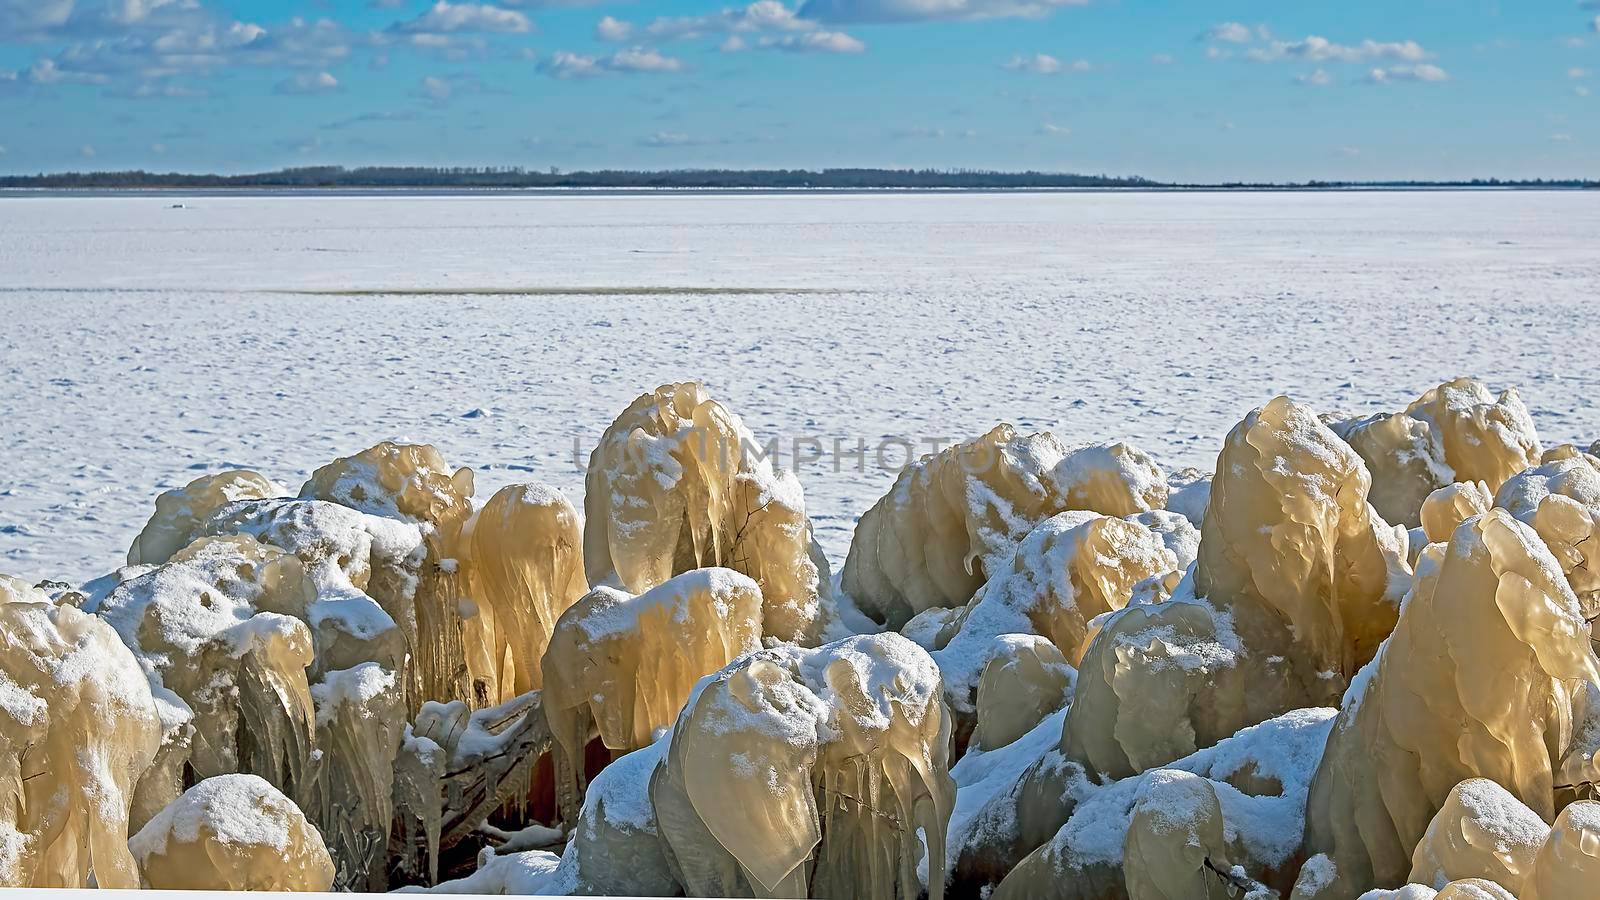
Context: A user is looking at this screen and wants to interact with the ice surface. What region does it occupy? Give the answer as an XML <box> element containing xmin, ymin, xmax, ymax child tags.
<box><xmin>4</xmin><ymin>192</ymin><xmax>1600</xmax><ymax>584</ymax></box>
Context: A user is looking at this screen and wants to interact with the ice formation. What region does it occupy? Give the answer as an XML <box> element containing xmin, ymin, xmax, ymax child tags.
<box><xmin>843</xmin><ymin>425</ymin><xmax>1069</xmax><ymax>629</ymax></box>
<box><xmin>650</xmin><ymin>633</ymin><xmax>955</xmax><ymax>899</ymax></box>
<box><xmin>17</xmin><ymin>375</ymin><xmax>1600</xmax><ymax>898</ymax></box>
<box><xmin>541</xmin><ymin>567</ymin><xmax>765</xmax><ymax>823</ymax></box>
<box><xmin>1420</xmin><ymin>482</ymin><xmax>1493</xmax><ymax>544</ymax></box>
<box><xmin>95</xmin><ymin>535</ymin><xmax>318</xmax><ymax>827</ymax></box>
<box><xmin>1050</xmin><ymin>442</ymin><xmax>1170</xmax><ymax>518</ymax></box>
<box><xmin>1296</xmin><ymin>509</ymin><xmax>1600</xmax><ymax>899</ymax></box>
<box><xmin>930</xmin><ymin>510</ymin><xmax>1183</xmax><ymax>741</ymax></box>
<box><xmin>1406</xmin><ymin>378</ymin><xmax>1542</xmax><ymax>493</ymax></box>
<box><xmin>1198</xmin><ymin>395</ymin><xmax>1411</xmax><ymax>702</ymax></box>
<box><xmin>583</xmin><ymin>382</ymin><xmax>831</xmax><ymax>644</ymax></box>
<box><xmin>128</xmin><ymin>773</ymin><xmax>334</xmax><ymax>891</ymax></box>
<box><xmin>463</xmin><ymin>483</ymin><xmax>586</xmax><ymax>703</ymax></box>
<box><xmin>1492</xmin><ymin>452</ymin><xmax>1600</xmax><ymax>614</ymax></box>
<box><xmin>301</xmin><ymin>440</ymin><xmax>476</xmax><ymax>710</ymax></box>
<box><xmin>0</xmin><ymin>581</ymin><xmax>162</xmax><ymax>888</ymax></box>
<box><xmin>1406</xmin><ymin>778</ymin><xmax>1549</xmax><ymax>891</ymax></box>
<box><xmin>128</xmin><ymin>469</ymin><xmax>283</xmax><ymax>566</ymax></box>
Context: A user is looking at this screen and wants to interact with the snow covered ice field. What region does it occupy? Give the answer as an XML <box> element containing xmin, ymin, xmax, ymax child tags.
<box><xmin>2</xmin><ymin>188</ymin><xmax>1597</xmax><ymax>585</ymax></box>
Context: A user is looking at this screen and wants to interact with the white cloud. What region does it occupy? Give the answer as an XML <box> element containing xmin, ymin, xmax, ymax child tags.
<box><xmin>1338</xmin><ymin>146</ymin><xmax>1361</xmax><ymax>158</ymax></box>
<box><xmin>1593</xmin><ymin>15</ymin><xmax>1600</xmax><ymax>33</ymax></box>
<box><xmin>394</xmin><ymin>2</ymin><xmax>532</xmax><ymax>34</ymax></box>
<box><xmin>274</xmin><ymin>70</ymin><xmax>340</xmax><ymax>94</ymax></box>
<box><xmin>1038</xmin><ymin>122</ymin><xmax>1069</xmax><ymax>136</ymax></box>
<box><xmin>642</xmin><ymin>131</ymin><xmax>705</xmax><ymax>146</ymax></box>
<box><xmin>539</xmin><ymin>47</ymin><xmax>684</xmax><ymax>77</ymax></box>
<box><xmin>1245</xmin><ymin>36</ymin><xmax>1431</xmax><ymax>64</ymax></box>
<box><xmin>1366</xmin><ymin>63</ymin><xmax>1449</xmax><ymax>83</ymax></box>
<box><xmin>1295</xmin><ymin>68</ymin><xmax>1333</xmax><ymax>87</ymax></box>
<box><xmin>799</xmin><ymin>0</ymin><xmax>1089</xmax><ymax>24</ymax></box>
<box><xmin>81</xmin><ymin>144</ymin><xmax>95</xmax><ymax>158</ymax></box>
<box><xmin>1207</xmin><ymin>22</ymin><xmax>1252</xmax><ymax>44</ymax></box>
<box><xmin>1002</xmin><ymin>52</ymin><xmax>1088</xmax><ymax>74</ymax></box>
<box><xmin>0</xmin><ymin>145</ymin><xmax>7</xmax><ymax>156</ymax></box>
<box><xmin>1578</xmin><ymin>85</ymin><xmax>1592</xmax><ymax>97</ymax></box>
<box><xmin>1150</xmin><ymin>53</ymin><xmax>1174</xmax><ymax>65</ymax></box>
<box><xmin>416</xmin><ymin>74</ymin><xmax>453</xmax><ymax>101</ymax></box>
<box><xmin>595</xmin><ymin>15</ymin><xmax>632</xmax><ymax>41</ymax></box>
<box><xmin>1551</xmin><ymin>133</ymin><xmax>1574</xmax><ymax>142</ymax></box>
<box><xmin>891</xmin><ymin>125</ymin><xmax>975</xmax><ymax>139</ymax></box>
<box><xmin>643</xmin><ymin>1</ymin><xmax>812</xmax><ymax>40</ymax></box>
<box><xmin>759</xmin><ymin>30</ymin><xmax>864</xmax><ymax>52</ymax></box>
<box><xmin>1570</xmin><ymin>67</ymin><xmax>1591</xmax><ymax>78</ymax></box>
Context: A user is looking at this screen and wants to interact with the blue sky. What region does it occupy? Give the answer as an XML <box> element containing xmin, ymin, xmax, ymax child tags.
<box><xmin>1</xmin><ymin>0</ymin><xmax>1596</xmax><ymax>180</ymax></box>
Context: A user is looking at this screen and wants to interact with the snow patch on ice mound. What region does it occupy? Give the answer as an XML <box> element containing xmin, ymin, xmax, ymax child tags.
<box><xmin>1048</xmin><ymin>441</ymin><xmax>1169</xmax><ymax>518</ymax></box>
<box><xmin>1406</xmin><ymin>378</ymin><xmax>1542</xmax><ymax>494</ymax></box>
<box><xmin>129</xmin><ymin>773</ymin><xmax>334</xmax><ymax>891</ymax></box>
<box><xmin>1493</xmin><ymin>452</ymin><xmax>1600</xmax><ymax>615</ymax></box>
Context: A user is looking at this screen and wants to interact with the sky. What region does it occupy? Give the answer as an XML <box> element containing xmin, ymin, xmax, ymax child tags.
<box><xmin>0</xmin><ymin>0</ymin><xmax>1596</xmax><ymax>181</ymax></box>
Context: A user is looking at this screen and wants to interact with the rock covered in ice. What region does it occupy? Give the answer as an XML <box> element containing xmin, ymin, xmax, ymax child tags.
<box><xmin>96</xmin><ymin>534</ymin><xmax>317</xmax><ymax>826</ymax></box>
<box><xmin>1419</xmin><ymin>482</ymin><xmax>1492</xmax><ymax>545</ymax></box>
<box><xmin>1406</xmin><ymin>778</ymin><xmax>1548</xmax><ymax>892</ymax></box>
<box><xmin>651</xmin><ymin>632</ymin><xmax>955</xmax><ymax>899</ymax></box>
<box><xmin>1198</xmin><ymin>395</ymin><xmax>1411</xmax><ymax>702</ymax></box>
<box><xmin>1406</xmin><ymin>378</ymin><xmax>1541</xmax><ymax>494</ymax></box>
<box><xmin>128</xmin><ymin>773</ymin><xmax>334</xmax><ymax>891</ymax></box>
<box><xmin>931</xmin><ymin>510</ymin><xmax>1181</xmax><ymax>726</ymax></box>
<box><xmin>1493</xmin><ymin>452</ymin><xmax>1600</xmax><ymax>614</ymax></box>
<box><xmin>0</xmin><ymin>584</ymin><xmax>162</xmax><ymax>888</ymax></box>
<box><xmin>1296</xmin><ymin>510</ymin><xmax>1600</xmax><ymax>899</ymax></box>
<box><xmin>301</xmin><ymin>440</ymin><xmax>476</xmax><ymax>709</ymax></box>
<box><xmin>542</xmin><ymin>567</ymin><xmax>764</xmax><ymax>823</ymax></box>
<box><xmin>971</xmin><ymin>636</ymin><xmax>1073</xmax><ymax>752</ymax></box>
<box><xmin>1326</xmin><ymin>412</ymin><xmax>1450</xmax><ymax>531</ymax></box>
<box><xmin>462</xmin><ymin>483</ymin><xmax>586</xmax><ymax>702</ymax></box>
<box><xmin>843</xmin><ymin>424</ymin><xmax>1069</xmax><ymax>629</ymax></box>
<box><xmin>583</xmin><ymin>382</ymin><xmax>832</xmax><ymax>644</ymax></box>
<box><xmin>1524</xmin><ymin>800</ymin><xmax>1600</xmax><ymax>899</ymax></box>
<box><xmin>198</xmin><ymin>497</ymin><xmax>417</xmax><ymax>677</ymax></box>
<box><xmin>1049</xmin><ymin>442</ymin><xmax>1169</xmax><ymax>518</ymax></box>
<box><xmin>128</xmin><ymin>469</ymin><xmax>284</xmax><ymax>566</ymax></box>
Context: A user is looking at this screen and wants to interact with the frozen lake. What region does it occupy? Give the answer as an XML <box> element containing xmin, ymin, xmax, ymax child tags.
<box><xmin>2</xmin><ymin>189</ymin><xmax>1597</xmax><ymax>583</ymax></box>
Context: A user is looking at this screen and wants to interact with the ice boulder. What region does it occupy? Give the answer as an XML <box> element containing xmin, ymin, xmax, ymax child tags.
<box><xmin>129</xmin><ymin>773</ymin><xmax>334</xmax><ymax>891</ymax></box>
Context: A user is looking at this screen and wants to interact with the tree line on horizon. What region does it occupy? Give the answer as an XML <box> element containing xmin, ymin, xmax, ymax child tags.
<box><xmin>0</xmin><ymin>166</ymin><xmax>1594</xmax><ymax>190</ymax></box>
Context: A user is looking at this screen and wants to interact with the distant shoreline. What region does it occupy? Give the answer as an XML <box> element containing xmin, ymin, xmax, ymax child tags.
<box><xmin>1</xmin><ymin>166</ymin><xmax>1594</xmax><ymax>194</ymax></box>
<box><xmin>3</xmin><ymin>184</ymin><xmax>1597</xmax><ymax>199</ymax></box>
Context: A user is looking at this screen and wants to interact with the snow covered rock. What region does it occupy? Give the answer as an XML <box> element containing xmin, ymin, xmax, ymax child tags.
<box><xmin>97</xmin><ymin>534</ymin><xmax>318</xmax><ymax>828</ymax></box>
<box><xmin>129</xmin><ymin>773</ymin><xmax>334</xmax><ymax>891</ymax></box>
<box><xmin>1407</xmin><ymin>778</ymin><xmax>1548</xmax><ymax>892</ymax></box>
<box><xmin>1406</xmin><ymin>378</ymin><xmax>1541</xmax><ymax>494</ymax></box>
